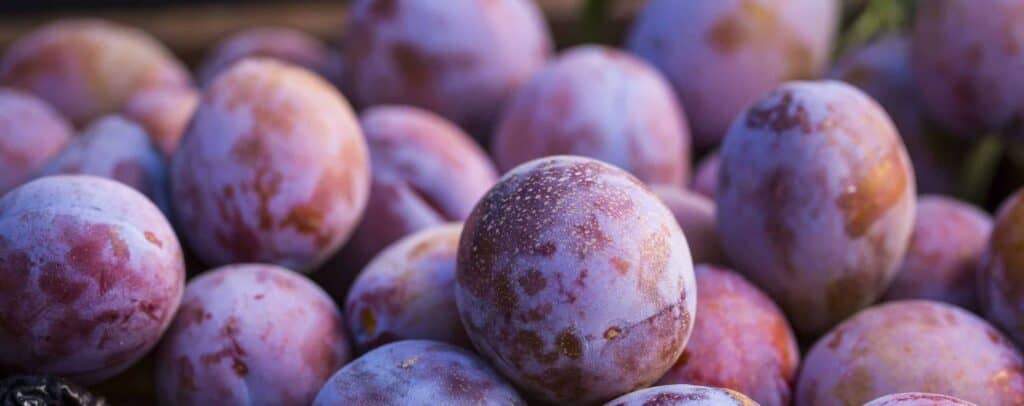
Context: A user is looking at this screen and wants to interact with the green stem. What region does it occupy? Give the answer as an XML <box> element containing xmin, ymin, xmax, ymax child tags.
<box><xmin>958</xmin><ymin>135</ymin><xmax>1004</xmax><ymax>205</ymax></box>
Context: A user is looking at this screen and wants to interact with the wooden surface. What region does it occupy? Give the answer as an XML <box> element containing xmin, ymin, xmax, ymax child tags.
<box><xmin>0</xmin><ymin>0</ymin><xmax>645</xmax><ymax>65</ymax></box>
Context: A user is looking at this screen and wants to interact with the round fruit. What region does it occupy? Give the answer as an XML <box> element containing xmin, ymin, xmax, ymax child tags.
<box><xmin>603</xmin><ymin>384</ymin><xmax>757</xmax><ymax>406</ymax></box>
<box><xmin>651</xmin><ymin>186</ymin><xmax>724</xmax><ymax>265</ymax></box>
<box><xmin>864</xmin><ymin>393</ymin><xmax>978</xmax><ymax>406</ymax></box>
<box><xmin>122</xmin><ymin>86</ymin><xmax>199</xmax><ymax>158</ymax></box>
<box><xmin>0</xmin><ymin>88</ymin><xmax>72</xmax><ymax>195</ymax></box>
<box><xmin>690</xmin><ymin>150</ymin><xmax>720</xmax><ymax>199</ymax></box>
<box><xmin>197</xmin><ymin>27</ymin><xmax>338</xmax><ymax>87</ymax></box>
<box><xmin>979</xmin><ymin>189</ymin><xmax>1024</xmax><ymax>346</ymax></box>
<box><xmin>456</xmin><ymin>156</ymin><xmax>696</xmax><ymax>404</ymax></box>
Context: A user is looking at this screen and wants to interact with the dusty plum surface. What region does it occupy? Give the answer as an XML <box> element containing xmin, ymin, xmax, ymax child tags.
<box><xmin>197</xmin><ymin>27</ymin><xmax>337</xmax><ymax>87</ymax></box>
<box><xmin>651</xmin><ymin>187</ymin><xmax>724</xmax><ymax>265</ymax></box>
<box><xmin>717</xmin><ymin>80</ymin><xmax>915</xmax><ymax>337</ymax></box>
<box><xmin>456</xmin><ymin>156</ymin><xmax>696</xmax><ymax>404</ymax></box>
<box><xmin>122</xmin><ymin>86</ymin><xmax>199</xmax><ymax>158</ymax></box>
<box><xmin>0</xmin><ymin>175</ymin><xmax>184</xmax><ymax>385</ymax></box>
<box><xmin>0</xmin><ymin>88</ymin><xmax>71</xmax><ymax>196</ymax></box>
<box><xmin>603</xmin><ymin>384</ymin><xmax>757</xmax><ymax>406</ymax></box>
<box><xmin>864</xmin><ymin>392</ymin><xmax>978</xmax><ymax>406</ymax></box>
<box><xmin>980</xmin><ymin>189</ymin><xmax>1024</xmax><ymax>346</ymax></box>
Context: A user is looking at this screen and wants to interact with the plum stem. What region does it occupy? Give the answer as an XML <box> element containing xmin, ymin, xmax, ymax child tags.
<box><xmin>958</xmin><ymin>134</ymin><xmax>1003</xmax><ymax>205</ymax></box>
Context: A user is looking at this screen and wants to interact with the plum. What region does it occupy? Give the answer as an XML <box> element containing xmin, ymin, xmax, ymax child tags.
<box><xmin>717</xmin><ymin>80</ymin><xmax>915</xmax><ymax>337</ymax></box>
<box><xmin>913</xmin><ymin>0</ymin><xmax>1024</xmax><ymax>135</ymax></box>
<box><xmin>627</xmin><ymin>0</ymin><xmax>839</xmax><ymax>147</ymax></box>
<box><xmin>829</xmin><ymin>35</ymin><xmax>958</xmax><ymax>195</ymax></box>
<box><xmin>657</xmin><ymin>265</ymin><xmax>798</xmax><ymax>406</ymax></box>
<box><xmin>882</xmin><ymin>196</ymin><xmax>992</xmax><ymax>311</ymax></box>
<box><xmin>313</xmin><ymin>340</ymin><xmax>524</xmax><ymax>405</ymax></box>
<box><xmin>170</xmin><ymin>58</ymin><xmax>369</xmax><ymax>273</ymax></box>
<box><xmin>797</xmin><ymin>301</ymin><xmax>1024</xmax><ymax>405</ymax></box>
<box><xmin>0</xmin><ymin>175</ymin><xmax>184</xmax><ymax>385</ymax></box>
<box><xmin>37</xmin><ymin>116</ymin><xmax>170</xmax><ymax>215</ymax></box>
<box><xmin>979</xmin><ymin>189</ymin><xmax>1024</xmax><ymax>346</ymax></box>
<box><xmin>690</xmin><ymin>151</ymin><xmax>720</xmax><ymax>199</ymax></box>
<box><xmin>154</xmin><ymin>264</ymin><xmax>349</xmax><ymax>406</ymax></box>
<box><xmin>864</xmin><ymin>393</ymin><xmax>978</xmax><ymax>406</ymax></box>
<box><xmin>0</xmin><ymin>19</ymin><xmax>190</xmax><ymax>126</ymax></box>
<box><xmin>492</xmin><ymin>45</ymin><xmax>690</xmax><ymax>186</ymax></box>
<box><xmin>122</xmin><ymin>86</ymin><xmax>199</xmax><ymax>158</ymax></box>
<box><xmin>603</xmin><ymin>384</ymin><xmax>757</xmax><ymax>406</ymax></box>
<box><xmin>343</xmin><ymin>0</ymin><xmax>553</xmax><ymax>139</ymax></box>
<box><xmin>651</xmin><ymin>187</ymin><xmax>724</xmax><ymax>265</ymax></box>
<box><xmin>456</xmin><ymin>156</ymin><xmax>696</xmax><ymax>404</ymax></box>
<box><xmin>0</xmin><ymin>88</ymin><xmax>72</xmax><ymax>196</ymax></box>
<box><xmin>0</xmin><ymin>375</ymin><xmax>108</xmax><ymax>406</ymax></box>
<box><xmin>315</xmin><ymin>105</ymin><xmax>496</xmax><ymax>296</ymax></box>
<box><xmin>197</xmin><ymin>27</ymin><xmax>338</xmax><ymax>87</ymax></box>
<box><xmin>345</xmin><ymin>223</ymin><xmax>468</xmax><ymax>352</ymax></box>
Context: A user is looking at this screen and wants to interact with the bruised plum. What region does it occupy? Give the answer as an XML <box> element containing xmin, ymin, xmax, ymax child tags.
<box><xmin>979</xmin><ymin>189</ymin><xmax>1024</xmax><ymax>346</ymax></box>
<box><xmin>658</xmin><ymin>265</ymin><xmax>798</xmax><ymax>406</ymax></box>
<box><xmin>0</xmin><ymin>19</ymin><xmax>190</xmax><ymax>126</ymax></box>
<box><xmin>38</xmin><ymin>116</ymin><xmax>170</xmax><ymax>215</ymax></box>
<box><xmin>122</xmin><ymin>87</ymin><xmax>199</xmax><ymax>158</ymax></box>
<box><xmin>651</xmin><ymin>187</ymin><xmax>724</xmax><ymax>265</ymax></box>
<box><xmin>603</xmin><ymin>384</ymin><xmax>757</xmax><ymax>406</ymax></box>
<box><xmin>0</xmin><ymin>375</ymin><xmax>108</xmax><ymax>406</ymax></box>
<box><xmin>690</xmin><ymin>151</ymin><xmax>720</xmax><ymax>199</ymax></box>
<box><xmin>170</xmin><ymin>58</ymin><xmax>370</xmax><ymax>273</ymax></box>
<box><xmin>198</xmin><ymin>27</ymin><xmax>338</xmax><ymax>87</ymax></box>
<box><xmin>913</xmin><ymin>0</ymin><xmax>1024</xmax><ymax>135</ymax></box>
<box><xmin>492</xmin><ymin>45</ymin><xmax>690</xmax><ymax>186</ymax></box>
<box><xmin>864</xmin><ymin>393</ymin><xmax>978</xmax><ymax>406</ymax></box>
<box><xmin>797</xmin><ymin>301</ymin><xmax>1024</xmax><ymax>405</ymax></box>
<box><xmin>154</xmin><ymin>264</ymin><xmax>349</xmax><ymax>406</ymax></box>
<box><xmin>456</xmin><ymin>156</ymin><xmax>696</xmax><ymax>404</ymax></box>
<box><xmin>312</xmin><ymin>340</ymin><xmax>525</xmax><ymax>405</ymax></box>
<box><xmin>345</xmin><ymin>223</ymin><xmax>468</xmax><ymax>352</ymax></box>
<box><xmin>344</xmin><ymin>0</ymin><xmax>553</xmax><ymax>139</ymax></box>
<box><xmin>717</xmin><ymin>80</ymin><xmax>915</xmax><ymax>337</ymax></box>
<box><xmin>883</xmin><ymin>196</ymin><xmax>992</xmax><ymax>311</ymax></box>
<box><xmin>316</xmin><ymin>105</ymin><xmax>496</xmax><ymax>295</ymax></box>
<box><xmin>0</xmin><ymin>175</ymin><xmax>184</xmax><ymax>385</ymax></box>
<box><xmin>627</xmin><ymin>0</ymin><xmax>839</xmax><ymax>147</ymax></box>
<box><xmin>0</xmin><ymin>88</ymin><xmax>71</xmax><ymax>195</ymax></box>
<box><xmin>829</xmin><ymin>35</ymin><xmax>957</xmax><ymax>195</ymax></box>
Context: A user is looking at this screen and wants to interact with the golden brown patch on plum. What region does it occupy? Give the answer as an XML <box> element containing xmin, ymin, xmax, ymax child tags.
<box><xmin>144</xmin><ymin>231</ymin><xmax>163</xmax><ymax>248</ymax></box>
<box><xmin>709</xmin><ymin>0</ymin><xmax>814</xmax><ymax>80</ymax></box>
<box><xmin>993</xmin><ymin>196</ymin><xmax>1024</xmax><ymax>300</ymax></box>
<box><xmin>610</xmin><ymin>257</ymin><xmax>630</xmax><ymax>275</ymax></box>
<box><xmin>831</xmin><ymin>366</ymin><xmax>874</xmax><ymax>405</ymax></box>
<box><xmin>836</xmin><ymin>147</ymin><xmax>909</xmax><ymax>238</ymax></box>
<box><xmin>556</xmin><ymin>328</ymin><xmax>583</xmax><ymax>360</ymax></box>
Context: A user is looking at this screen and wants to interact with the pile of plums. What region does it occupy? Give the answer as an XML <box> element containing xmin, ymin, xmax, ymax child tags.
<box><xmin>2</xmin><ymin>0</ymin><xmax>1024</xmax><ymax>405</ymax></box>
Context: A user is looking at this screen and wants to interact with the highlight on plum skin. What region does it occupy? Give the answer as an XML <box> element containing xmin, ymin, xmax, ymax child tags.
<box><xmin>0</xmin><ymin>87</ymin><xmax>72</xmax><ymax>196</ymax></box>
<box><xmin>312</xmin><ymin>340</ymin><xmax>525</xmax><ymax>405</ymax></box>
<box><xmin>796</xmin><ymin>300</ymin><xmax>1024</xmax><ymax>406</ymax></box>
<box><xmin>122</xmin><ymin>86</ymin><xmax>200</xmax><ymax>159</ymax></box>
<box><xmin>863</xmin><ymin>392</ymin><xmax>978</xmax><ymax>406</ymax></box>
<box><xmin>603</xmin><ymin>384</ymin><xmax>758</xmax><ymax>406</ymax></box>
<box><xmin>882</xmin><ymin>195</ymin><xmax>992</xmax><ymax>312</ymax></box>
<box><xmin>343</xmin><ymin>0</ymin><xmax>554</xmax><ymax>140</ymax></box>
<box><xmin>651</xmin><ymin>186</ymin><xmax>724</xmax><ymax>266</ymax></box>
<box><xmin>0</xmin><ymin>19</ymin><xmax>191</xmax><ymax>126</ymax></box>
<box><xmin>492</xmin><ymin>45</ymin><xmax>691</xmax><ymax>187</ymax></box>
<box><xmin>154</xmin><ymin>263</ymin><xmax>350</xmax><ymax>406</ymax></box>
<box><xmin>38</xmin><ymin>115</ymin><xmax>171</xmax><ymax>216</ymax></box>
<box><xmin>716</xmin><ymin>80</ymin><xmax>916</xmax><ymax>338</ymax></box>
<box><xmin>627</xmin><ymin>0</ymin><xmax>840</xmax><ymax>147</ymax></box>
<box><xmin>657</xmin><ymin>265</ymin><xmax>798</xmax><ymax>406</ymax></box>
<box><xmin>0</xmin><ymin>175</ymin><xmax>185</xmax><ymax>385</ymax></box>
<box><xmin>979</xmin><ymin>188</ymin><xmax>1024</xmax><ymax>347</ymax></box>
<box><xmin>344</xmin><ymin>223</ymin><xmax>469</xmax><ymax>353</ymax></box>
<box><xmin>456</xmin><ymin>155</ymin><xmax>696</xmax><ymax>404</ymax></box>
<box><xmin>314</xmin><ymin>105</ymin><xmax>496</xmax><ymax>299</ymax></box>
<box><xmin>169</xmin><ymin>58</ymin><xmax>370</xmax><ymax>273</ymax></box>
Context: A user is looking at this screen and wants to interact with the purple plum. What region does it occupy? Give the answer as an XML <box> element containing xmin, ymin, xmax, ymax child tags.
<box><xmin>0</xmin><ymin>88</ymin><xmax>72</xmax><ymax>195</ymax></box>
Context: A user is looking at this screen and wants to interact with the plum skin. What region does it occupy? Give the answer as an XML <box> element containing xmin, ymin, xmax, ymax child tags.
<box><xmin>657</xmin><ymin>265</ymin><xmax>798</xmax><ymax>406</ymax></box>
<box><xmin>690</xmin><ymin>151</ymin><xmax>720</xmax><ymax>199</ymax></box>
<box><xmin>0</xmin><ymin>175</ymin><xmax>185</xmax><ymax>385</ymax></box>
<box><xmin>315</xmin><ymin>105</ymin><xmax>496</xmax><ymax>297</ymax></box>
<box><xmin>170</xmin><ymin>58</ymin><xmax>370</xmax><ymax>273</ymax></box>
<box><xmin>864</xmin><ymin>393</ymin><xmax>978</xmax><ymax>406</ymax></box>
<box><xmin>0</xmin><ymin>88</ymin><xmax>72</xmax><ymax>196</ymax></box>
<box><xmin>979</xmin><ymin>189</ymin><xmax>1024</xmax><ymax>347</ymax></box>
<box><xmin>627</xmin><ymin>0</ymin><xmax>839</xmax><ymax>147</ymax></box>
<box><xmin>38</xmin><ymin>115</ymin><xmax>171</xmax><ymax>216</ymax></box>
<box><xmin>313</xmin><ymin>340</ymin><xmax>525</xmax><ymax>405</ymax></box>
<box><xmin>154</xmin><ymin>264</ymin><xmax>349</xmax><ymax>406</ymax></box>
<box><xmin>0</xmin><ymin>19</ymin><xmax>190</xmax><ymax>126</ymax></box>
<box><xmin>344</xmin><ymin>223</ymin><xmax>469</xmax><ymax>353</ymax></box>
<box><xmin>797</xmin><ymin>300</ymin><xmax>1024</xmax><ymax>405</ymax></box>
<box><xmin>716</xmin><ymin>80</ymin><xmax>916</xmax><ymax>338</ymax></box>
<box><xmin>122</xmin><ymin>87</ymin><xmax>199</xmax><ymax>159</ymax></box>
<box><xmin>456</xmin><ymin>156</ymin><xmax>696</xmax><ymax>405</ymax></box>
<box><xmin>603</xmin><ymin>384</ymin><xmax>757</xmax><ymax>406</ymax></box>
<box><xmin>197</xmin><ymin>27</ymin><xmax>338</xmax><ymax>87</ymax></box>
<box><xmin>651</xmin><ymin>186</ymin><xmax>724</xmax><ymax>265</ymax></box>
<box><xmin>344</xmin><ymin>0</ymin><xmax>553</xmax><ymax>139</ymax></box>
<box><xmin>492</xmin><ymin>45</ymin><xmax>691</xmax><ymax>187</ymax></box>
<box><xmin>882</xmin><ymin>196</ymin><xmax>992</xmax><ymax>311</ymax></box>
